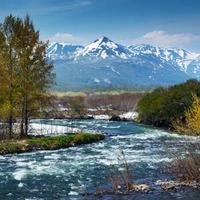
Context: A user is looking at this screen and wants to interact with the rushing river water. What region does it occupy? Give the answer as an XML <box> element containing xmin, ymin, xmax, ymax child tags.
<box><xmin>0</xmin><ymin>119</ymin><xmax>200</xmax><ymax>200</ymax></box>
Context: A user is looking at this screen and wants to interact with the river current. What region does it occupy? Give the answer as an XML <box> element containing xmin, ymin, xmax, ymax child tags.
<box><xmin>0</xmin><ymin>119</ymin><xmax>199</xmax><ymax>200</ymax></box>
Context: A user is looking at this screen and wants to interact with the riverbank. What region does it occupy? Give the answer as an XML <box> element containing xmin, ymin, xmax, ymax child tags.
<box><xmin>0</xmin><ymin>133</ymin><xmax>105</xmax><ymax>155</ymax></box>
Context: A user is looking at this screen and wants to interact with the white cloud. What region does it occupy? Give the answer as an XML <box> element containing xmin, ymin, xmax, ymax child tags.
<box><xmin>133</xmin><ymin>30</ymin><xmax>200</xmax><ymax>48</ymax></box>
<box><xmin>48</xmin><ymin>32</ymin><xmax>81</xmax><ymax>44</ymax></box>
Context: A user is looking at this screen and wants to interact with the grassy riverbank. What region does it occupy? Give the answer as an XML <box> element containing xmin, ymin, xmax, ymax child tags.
<box><xmin>0</xmin><ymin>133</ymin><xmax>105</xmax><ymax>155</ymax></box>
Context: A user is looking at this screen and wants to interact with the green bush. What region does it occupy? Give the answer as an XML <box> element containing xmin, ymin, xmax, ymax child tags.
<box><xmin>73</xmin><ymin>133</ymin><xmax>105</xmax><ymax>144</ymax></box>
<box><xmin>137</xmin><ymin>79</ymin><xmax>200</xmax><ymax>129</ymax></box>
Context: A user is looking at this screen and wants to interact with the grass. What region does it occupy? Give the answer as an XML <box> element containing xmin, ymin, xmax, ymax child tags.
<box><xmin>0</xmin><ymin>133</ymin><xmax>105</xmax><ymax>155</ymax></box>
<box><xmin>50</xmin><ymin>90</ymin><xmax>146</xmax><ymax>97</ymax></box>
<box><xmin>169</xmin><ymin>147</ymin><xmax>200</xmax><ymax>183</ymax></box>
<box><xmin>159</xmin><ymin>144</ymin><xmax>200</xmax><ymax>190</ymax></box>
<box><xmin>51</xmin><ymin>91</ymin><xmax>87</xmax><ymax>97</ymax></box>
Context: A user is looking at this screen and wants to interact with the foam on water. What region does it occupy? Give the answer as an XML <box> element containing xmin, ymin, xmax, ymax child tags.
<box><xmin>18</xmin><ymin>182</ymin><xmax>24</xmax><ymax>188</ymax></box>
<box><xmin>111</xmin><ymin>128</ymin><xmax>200</xmax><ymax>141</ymax></box>
<box><xmin>68</xmin><ymin>191</ymin><xmax>79</xmax><ymax>196</ymax></box>
<box><xmin>9</xmin><ymin>134</ymin><xmax>183</xmax><ymax>182</ymax></box>
<box><xmin>1</xmin><ymin>119</ymin><xmax>199</xmax><ymax>199</ymax></box>
<box><xmin>13</xmin><ymin>169</ymin><xmax>29</xmax><ymax>181</ymax></box>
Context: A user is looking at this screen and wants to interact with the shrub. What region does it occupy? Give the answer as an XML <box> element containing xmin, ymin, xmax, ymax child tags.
<box><xmin>137</xmin><ymin>79</ymin><xmax>200</xmax><ymax>129</ymax></box>
<box><xmin>73</xmin><ymin>133</ymin><xmax>105</xmax><ymax>145</ymax></box>
<box><xmin>70</xmin><ymin>97</ymin><xmax>86</xmax><ymax>117</ymax></box>
<box><xmin>173</xmin><ymin>94</ymin><xmax>200</xmax><ymax>135</ymax></box>
<box><xmin>167</xmin><ymin>144</ymin><xmax>200</xmax><ymax>183</ymax></box>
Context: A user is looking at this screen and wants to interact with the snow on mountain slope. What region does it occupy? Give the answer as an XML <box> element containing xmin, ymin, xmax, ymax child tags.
<box><xmin>128</xmin><ymin>44</ymin><xmax>200</xmax><ymax>73</ymax></box>
<box><xmin>47</xmin><ymin>42</ymin><xmax>83</xmax><ymax>60</ymax></box>
<box><xmin>74</xmin><ymin>36</ymin><xmax>132</xmax><ymax>60</ymax></box>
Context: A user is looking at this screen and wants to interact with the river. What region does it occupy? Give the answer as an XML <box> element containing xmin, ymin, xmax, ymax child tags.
<box><xmin>0</xmin><ymin>119</ymin><xmax>199</xmax><ymax>200</ymax></box>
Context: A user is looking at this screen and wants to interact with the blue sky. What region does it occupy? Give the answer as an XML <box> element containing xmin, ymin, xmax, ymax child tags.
<box><xmin>1</xmin><ymin>0</ymin><xmax>200</xmax><ymax>51</ymax></box>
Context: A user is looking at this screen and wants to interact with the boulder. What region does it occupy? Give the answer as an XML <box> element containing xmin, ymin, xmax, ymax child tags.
<box><xmin>109</xmin><ymin>115</ymin><xmax>122</xmax><ymax>121</ymax></box>
<box><xmin>131</xmin><ymin>184</ymin><xmax>150</xmax><ymax>192</ymax></box>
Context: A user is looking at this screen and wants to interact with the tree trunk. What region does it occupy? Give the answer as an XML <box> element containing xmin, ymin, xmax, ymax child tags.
<box><xmin>20</xmin><ymin>102</ymin><xmax>24</xmax><ymax>137</ymax></box>
<box><xmin>8</xmin><ymin>46</ymin><xmax>13</xmax><ymax>138</ymax></box>
<box><xmin>24</xmin><ymin>96</ymin><xmax>28</xmax><ymax>137</ymax></box>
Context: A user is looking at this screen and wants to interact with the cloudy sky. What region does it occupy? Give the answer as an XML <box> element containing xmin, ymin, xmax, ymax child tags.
<box><xmin>1</xmin><ymin>0</ymin><xmax>200</xmax><ymax>51</ymax></box>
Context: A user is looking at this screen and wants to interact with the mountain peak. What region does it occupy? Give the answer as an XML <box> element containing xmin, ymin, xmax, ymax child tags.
<box><xmin>95</xmin><ymin>36</ymin><xmax>112</xmax><ymax>43</ymax></box>
<box><xmin>75</xmin><ymin>36</ymin><xmax>131</xmax><ymax>59</ymax></box>
<box><xmin>89</xmin><ymin>36</ymin><xmax>117</xmax><ymax>49</ymax></box>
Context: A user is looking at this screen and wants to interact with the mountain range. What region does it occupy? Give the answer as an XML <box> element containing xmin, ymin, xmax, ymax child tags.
<box><xmin>47</xmin><ymin>36</ymin><xmax>200</xmax><ymax>91</ymax></box>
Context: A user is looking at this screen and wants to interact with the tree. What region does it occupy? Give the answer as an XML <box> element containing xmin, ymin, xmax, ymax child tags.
<box><xmin>0</xmin><ymin>15</ymin><xmax>20</xmax><ymax>137</ymax></box>
<box><xmin>0</xmin><ymin>15</ymin><xmax>54</xmax><ymax>138</ymax></box>
<box><xmin>15</xmin><ymin>15</ymin><xmax>54</xmax><ymax>137</ymax></box>
<box><xmin>173</xmin><ymin>94</ymin><xmax>200</xmax><ymax>135</ymax></box>
<box><xmin>70</xmin><ymin>97</ymin><xmax>86</xmax><ymax>117</ymax></box>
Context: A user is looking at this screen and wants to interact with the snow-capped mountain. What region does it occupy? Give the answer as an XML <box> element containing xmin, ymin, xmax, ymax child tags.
<box><xmin>47</xmin><ymin>37</ymin><xmax>200</xmax><ymax>91</ymax></box>
<box><xmin>74</xmin><ymin>36</ymin><xmax>132</xmax><ymax>60</ymax></box>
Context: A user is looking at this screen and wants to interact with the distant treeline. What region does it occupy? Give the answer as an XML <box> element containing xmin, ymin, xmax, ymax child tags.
<box><xmin>48</xmin><ymin>92</ymin><xmax>144</xmax><ymax>118</ymax></box>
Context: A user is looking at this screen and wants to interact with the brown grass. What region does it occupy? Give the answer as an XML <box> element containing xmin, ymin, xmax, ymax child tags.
<box><xmin>93</xmin><ymin>150</ymin><xmax>149</xmax><ymax>196</ymax></box>
<box><xmin>157</xmin><ymin>142</ymin><xmax>200</xmax><ymax>192</ymax></box>
<box><xmin>169</xmin><ymin>146</ymin><xmax>200</xmax><ymax>183</ymax></box>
